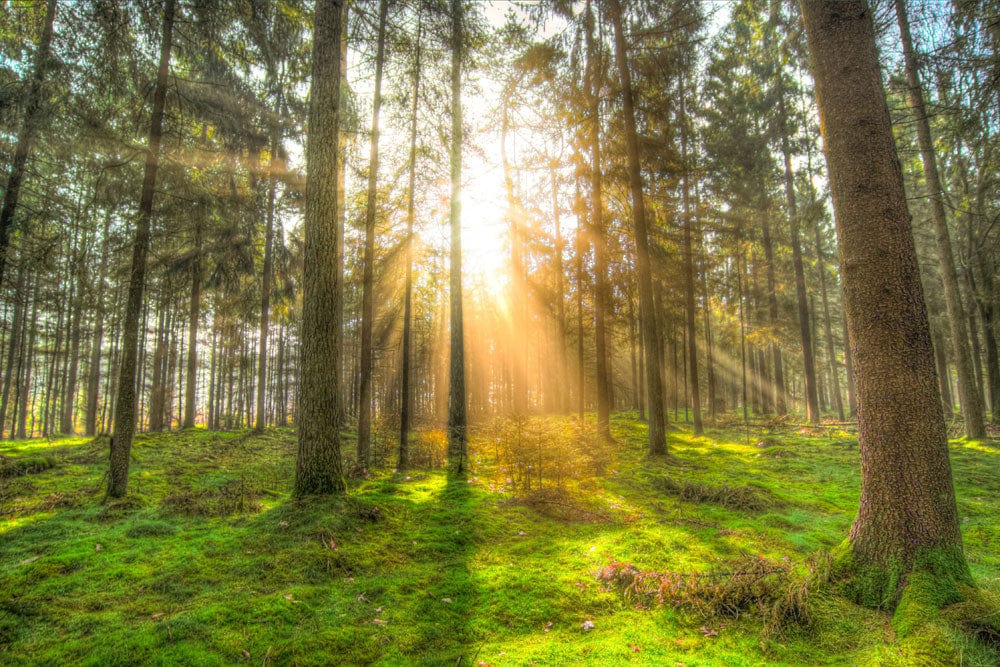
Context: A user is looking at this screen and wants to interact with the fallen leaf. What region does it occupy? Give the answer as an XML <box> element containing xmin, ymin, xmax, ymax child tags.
<box><xmin>573</xmin><ymin>582</ymin><xmax>587</xmax><ymax>592</ymax></box>
<box><xmin>700</xmin><ymin>626</ymin><xmax>718</xmax><ymax>638</ymax></box>
<box><xmin>283</xmin><ymin>594</ymin><xmax>297</xmax><ymax>604</ymax></box>
<box><xmin>327</xmin><ymin>539</ymin><xmax>338</xmax><ymax>550</ymax></box>
<box><xmin>94</xmin><ymin>543</ymin><xmax>103</xmax><ymax>552</ymax></box>
<box><xmin>241</xmin><ymin>650</ymin><xmax>251</xmax><ymax>659</ymax></box>
<box><xmin>517</xmin><ymin>530</ymin><xmax>527</xmax><ymax>536</ymax></box>
<box><xmin>375</xmin><ymin>607</ymin><xmax>383</xmax><ymax>613</ymax></box>
<box><xmin>441</xmin><ymin>598</ymin><xmax>453</xmax><ymax>604</ymax></box>
<box><xmin>278</xmin><ymin>520</ymin><xmax>289</xmax><ymax>528</ymax></box>
<box><xmin>19</xmin><ymin>556</ymin><xmax>39</xmax><ymax>565</ymax></box>
<box><xmin>630</xmin><ymin>644</ymin><xmax>641</xmax><ymax>653</ymax></box>
<box><xmin>151</xmin><ymin>613</ymin><xmax>164</xmax><ymax>621</ymax></box>
<box><xmin>581</xmin><ymin>620</ymin><xmax>595</xmax><ymax>631</ymax></box>
<box><xmin>543</xmin><ymin>621</ymin><xmax>553</xmax><ymax>633</ymax></box>
<box><xmin>372</xmin><ymin>618</ymin><xmax>387</xmax><ymax>626</ymax></box>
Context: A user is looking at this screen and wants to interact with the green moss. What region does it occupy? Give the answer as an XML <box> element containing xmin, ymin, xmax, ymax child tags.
<box><xmin>0</xmin><ymin>419</ymin><xmax>997</xmax><ymax>664</ymax></box>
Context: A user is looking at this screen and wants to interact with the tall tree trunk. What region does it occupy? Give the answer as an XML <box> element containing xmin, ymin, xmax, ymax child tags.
<box><xmin>0</xmin><ymin>0</ymin><xmax>56</xmax><ymax>290</ymax></box>
<box><xmin>108</xmin><ymin>0</ymin><xmax>175</xmax><ymax>497</ymax></box>
<box><xmin>802</xmin><ymin>0</ymin><xmax>969</xmax><ymax>605</ymax></box>
<box><xmin>760</xmin><ymin>213</ymin><xmax>785</xmax><ymax>415</ymax></box>
<box><xmin>86</xmin><ymin>212</ymin><xmax>112</xmax><ymax>436</ymax></box>
<box><xmin>679</xmin><ymin>72</ymin><xmax>702</xmax><ymax>435</ymax></box>
<box><xmin>895</xmin><ymin>0</ymin><xmax>984</xmax><ymax>438</ymax></box>
<box><xmin>777</xmin><ymin>79</ymin><xmax>819</xmax><ymax>423</ymax></box>
<box><xmin>184</xmin><ymin>221</ymin><xmax>202</xmax><ymax>429</ymax></box>
<box><xmin>16</xmin><ymin>278</ymin><xmax>39</xmax><ymax>439</ymax></box>
<box><xmin>358</xmin><ymin>0</ymin><xmax>389</xmax><ymax>464</ymax></box>
<box><xmin>1</xmin><ymin>262</ymin><xmax>26</xmax><ymax>437</ymax></box>
<box><xmin>551</xmin><ymin>167</ymin><xmax>569</xmax><ymax>414</ymax></box>
<box><xmin>447</xmin><ymin>0</ymin><xmax>468</xmax><ymax>474</ymax></box>
<box><xmin>585</xmin><ymin>0</ymin><xmax>612</xmax><ymax>442</ymax></box>
<box><xmin>295</xmin><ymin>0</ymin><xmax>346</xmax><ymax>495</ymax></box>
<box><xmin>399</xmin><ymin>16</ymin><xmax>422</xmax><ymax>470</ymax></box>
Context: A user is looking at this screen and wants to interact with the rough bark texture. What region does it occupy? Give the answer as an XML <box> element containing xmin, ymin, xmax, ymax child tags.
<box><xmin>295</xmin><ymin>0</ymin><xmax>346</xmax><ymax>495</ymax></box>
<box><xmin>108</xmin><ymin>0</ymin><xmax>175</xmax><ymax>497</ymax></box>
<box><xmin>358</xmin><ymin>0</ymin><xmax>388</xmax><ymax>465</ymax></box>
<box><xmin>609</xmin><ymin>0</ymin><xmax>666</xmax><ymax>453</ymax></box>
<box><xmin>895</xmin><ymin>0</ymin><xmax>985</xmax><ymax>439</ymax></box>
<box><xmin>801</xmin><ymin>0</ymin><xmax>969</xmax><ymax>605</ymax></box>
<box><xmin>447</xmin><ymin>0</ymin><xmax>468</xmax><ymax>474</ymax></box>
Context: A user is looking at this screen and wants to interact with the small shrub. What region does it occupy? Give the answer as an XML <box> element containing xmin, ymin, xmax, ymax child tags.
<box><xmin>406</xmin><ymin>429</ymin><xmax>447</xmax><ymax>469</ymax></box>
<box><xmin>652</xmin><ymin>476</ymin><xmax>777</xmax><ymax>512</ymax></box>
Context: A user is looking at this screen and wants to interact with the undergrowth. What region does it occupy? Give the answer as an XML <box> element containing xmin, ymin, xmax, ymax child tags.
<box><xmin>0</xmin><ymin>415</ymin><xmax>996</xmax><ymax>665</ymax></box>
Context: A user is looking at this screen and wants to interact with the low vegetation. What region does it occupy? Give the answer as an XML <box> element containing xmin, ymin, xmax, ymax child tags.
<box><xmin>1</xmin><ymin>414</ymin><xmax>998</xmax><ymax>665</ymax></box>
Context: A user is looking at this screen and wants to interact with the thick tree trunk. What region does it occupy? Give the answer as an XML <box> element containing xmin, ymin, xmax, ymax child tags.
<box><xmin>295</xmin><ymin>0</ymin><xmax>347</xmax><ymax>494</ymax></box>
<box><xmin>358</xmin><ymin>0</ymin><xmax>389</xmax><ymax>464</ymax></box>
<box><xmin>802</xmin><ymin>0</ymin><xmax>969</xmax><ymax>605</ymax></box>
<box><xmin>895</xmin><ymin>0</ymin><xmax>984</xmax><ymax>438</ymax></box>
<box><xmin>0</xmin><ymin>0</ymin><xmax>56</xmax><ymax>291</ymax></box>
<box><xmin>609</xmin><ymin>0</ymin><xmax>666</xmax><ymax>453</ymax></box>
<box><xmin>447</xmin><ymin>0</ymin><xmax>468</xmax><ymax>474</ymax></box>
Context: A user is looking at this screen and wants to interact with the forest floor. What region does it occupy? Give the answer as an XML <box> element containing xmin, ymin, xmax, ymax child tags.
<box><xmin>0</xmin><ymin>414</ymin><xmax>998</xmax><ymax>666</ymax></box>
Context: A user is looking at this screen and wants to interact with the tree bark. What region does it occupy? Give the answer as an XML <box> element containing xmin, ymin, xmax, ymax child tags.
<box><xmin>295</xmin><ymin>0</ymin><xmax>347</xmax><ymax>493</ymax></box>
<box><xmin>679</xmin><ymin>72</ymin><xmax>702</xmax><ymax>435</ymax></box>
<box><xmin>802</xmin><ymin>0</ymin><xmax>969</xmax><ymax>604</ymax></box>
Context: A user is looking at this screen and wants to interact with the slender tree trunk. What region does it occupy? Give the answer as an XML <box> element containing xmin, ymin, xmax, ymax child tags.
<box><xmin>802</xmin><ymin>0</ymin><xmax>969</xmax><ymax>603</ymax></box>
<box><xmin>0</xmin><ymin>0</ymin><xmax>56</xmax><ymax>290</ymax></box>
<box><xmin>16</xmin><ymin>278</ymin><xmax>39</xmax><ymax>439</ymax></box>
<box><xmin>447</xmin><ymin>0</ymin><xmax>468</xmax><ymax>474</ymax></box>
<box><xmin>1</xmin><ymin>263</ymin><xmax>26</xmax><ymax>437</ymax></box>
<box><xmin>895</xmin><ymin>0</ymin><xmax>984</xmax><ymax>438</ymax></box>
<box><xmin>585</xmin><ymin>1</ymin><xmax>612</xmax><ymax>441</ymax></box>
<box><xmin>358</xmin><ymin>0</ymin><xmax>389</xmax><ymax>464</ymax></box>
<box><xmin>399</xmin><ymin>16</ymin><xmax>422</xmax><ymax>470</ymax></box>
<box><xmin>295</xmin><ymin>0</ymin><xmax>346</xmax><ymax>495</ymax></box>
<box><xmin>181</xmin><ymin>222</ymin><xmax>202</xmax><ymax>429</ymax></box>
<box><xmin>679</xmin><ymin>73</ymin><xmax>702</xmax><ymax>435</ymax></box>
<box><xmin>86</xmin><ymin>212</ymin><xmax>112</xmax><ymax>436</ymax></box>
<box><xmin>611</xmin><ymin>0</ymin><xmax>667</xmax><ymax>453</ymax></box>
<box><xmin>108</xmin><ymin>0</ymin><xmax>175</xmax><ymax>497</ymax></box>
<box><xmin>777</xmin><ymin>82</ymin><xmax>818</xmax><ymax>423</ymax></box>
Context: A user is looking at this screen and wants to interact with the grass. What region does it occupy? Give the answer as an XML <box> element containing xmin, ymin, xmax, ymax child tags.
<box><xmin>0</xmin><ymin>414</ymin><xmax>997</xmax><ymax>665</ymax></box>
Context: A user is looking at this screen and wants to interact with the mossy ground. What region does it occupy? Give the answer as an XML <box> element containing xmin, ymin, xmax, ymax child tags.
<box><xmin>0</xmin><ymin>414</ymin><xmax>997</xmax><ymax>665</ymax></box>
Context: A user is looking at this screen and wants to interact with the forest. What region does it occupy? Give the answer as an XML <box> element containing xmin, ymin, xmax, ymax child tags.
<box><xmin>1</xmin><ymin>0</ymin><xmax>999</xmax><ymax>664</ymax></box>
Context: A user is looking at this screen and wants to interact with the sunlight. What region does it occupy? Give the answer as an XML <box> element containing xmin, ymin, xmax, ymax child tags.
<box><xmin>460</xmin><ymin>156</ymin><xmax>510</xmax><ymax>299</ymax></box>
